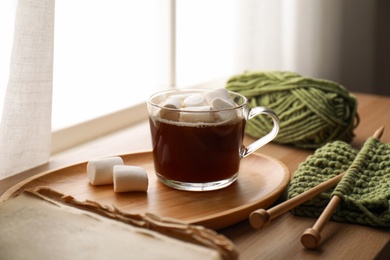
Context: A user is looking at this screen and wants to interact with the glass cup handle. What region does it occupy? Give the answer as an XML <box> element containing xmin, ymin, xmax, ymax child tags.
<box><xmin>240</xmin><ymin>107</ymin><xmax>280</xmax><ymax>158</ymax></box>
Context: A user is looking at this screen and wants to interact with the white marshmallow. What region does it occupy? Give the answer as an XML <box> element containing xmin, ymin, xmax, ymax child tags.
<box><xmin>211</xmin><ymin>98</ymin><xmax>237</xmax><ymax>121</ymax></box>
<box><xmin>183</xmin><ymin>94</ymin><xmax>208</xmax><ymax>107</ymax></box>
<box><xmin>158</xmin><ymin>95</ymin><xmax>186</xmax><ymax>121</ymax></box>
<box><xmin>213</xmin><ymin>111</ymin><xmax>238</xmax><ymax>122</ymax></box>
<box><xmin>87</xmin><ymin>156</ymin><xmax>124</xmax><ymax>185</ymax></box>
<box><xmin>181</xmin><ymin>106</ymin><xmax>211</xmax><ymax>112</ymax></box>
<box><xmin>211</xmin><ymin>98</ymin><xmax>235</xmax><ymax>110</ymax></box>
<box><xmin>205</xmin><ymin>88</ymin><xmax>235</xmax><ymax>105</ymax></box>
<box><xmin>179</xmin><ymin>106</ymin><xmax>214</xmax><ymax>122</ymax></box>
<box><xmin>162</xmin><ymin>95</ymin><xmax>182</xmax><ymax>109</ymax></box>
<box><xmin>113</xmin><ymin>165</ymin><xmax>149</xmax><ymax>192</ymax></box>
<box><xmin>158</xmin><ymin>96</ymin><xmax>183</xmax><ymax>121</ymax></box>
<box><xmin>159</xmin><ymin>109</ymin><xmax>180</xmax><ymax>121</ymax></box>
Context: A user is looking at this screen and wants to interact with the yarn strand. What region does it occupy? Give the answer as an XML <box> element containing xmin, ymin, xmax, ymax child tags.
<box><xmin>226</xmin><ymin>71</ymin><xmax>359</xmax><ymax>148</ymax></box>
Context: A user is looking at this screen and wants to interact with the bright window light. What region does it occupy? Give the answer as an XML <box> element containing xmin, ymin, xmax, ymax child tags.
<box><xmin>52</xmin><ymin>0</ymin><xmax>158</xmax><ymax>130</ymax></box>
<box><xmin>176</xmin><ymin>0</ymin><xmax>235</xmax><ymax>87</ymax></box>
<box><xmin>1</xmin><ymin>0</ymin><xmax>236</xmax><ymax>132</ymax></box>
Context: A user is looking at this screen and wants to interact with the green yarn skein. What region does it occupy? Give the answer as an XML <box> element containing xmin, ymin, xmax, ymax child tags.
<box><xmin>226</xmin><ymin>71</ymin><xmax>360</xmax><ymax>148</ymax></box>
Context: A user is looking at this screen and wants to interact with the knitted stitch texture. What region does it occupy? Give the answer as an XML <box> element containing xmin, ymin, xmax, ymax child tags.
<box><xmin>287</xmin><ymin>138</ymin><xmax>390</xmax><ymax>227</ymax></box>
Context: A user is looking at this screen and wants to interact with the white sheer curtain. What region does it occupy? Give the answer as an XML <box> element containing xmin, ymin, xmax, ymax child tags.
<box><xmin>0</xmin><ymin>0</ymin><xmax>54</xmax><ymax>179</ymax></box>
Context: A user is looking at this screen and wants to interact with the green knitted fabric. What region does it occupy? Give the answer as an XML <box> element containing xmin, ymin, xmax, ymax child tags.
<box><xmin>225</xmin><ymin>71</ymin><xmax>359</xmax><ymax>149</ymax></box>
<box><xmin>287</xmin><ymin>138</ymin><xmax>390</xmax><ymax>227</ymax></box>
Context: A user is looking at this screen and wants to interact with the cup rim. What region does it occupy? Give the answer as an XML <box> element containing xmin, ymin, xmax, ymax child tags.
<box><xmin>147</xmin><ymin>88</ymin><xmax>248</xmax><ymax>112</ymax></box>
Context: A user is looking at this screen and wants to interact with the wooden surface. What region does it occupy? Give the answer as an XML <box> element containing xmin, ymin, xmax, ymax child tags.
<box><xmin>1</xmin><ymin>92</ymin><xmax>389</xmax><ymax>259</ymax></box>
<box><xmin>1</xmin><ymin>152</ymin><xmax>289</xmax><ymax>230</ymax></box>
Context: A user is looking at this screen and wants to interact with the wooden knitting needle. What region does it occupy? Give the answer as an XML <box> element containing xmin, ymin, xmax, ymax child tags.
<box><xmin>301</xmin><ymin>126</ymin><xmax>384</xmax><ymax>249</ymax></box>
<box><xmin>249</xmin><ymin>172</ymin><xmax>345</xmax><ymax>229</ymax></box>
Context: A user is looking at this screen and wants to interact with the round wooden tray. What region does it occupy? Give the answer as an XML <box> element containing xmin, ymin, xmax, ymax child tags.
<box><xmin>1</xmin><ymin>151</ymin><xmax>290</xmax><ymax>230</ymax></box>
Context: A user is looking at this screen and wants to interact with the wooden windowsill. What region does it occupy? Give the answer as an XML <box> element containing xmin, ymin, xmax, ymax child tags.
<box><xmin>1</xmin><ymin>91</ymin><xmax>389</xmax><ymax>259</ymax></box>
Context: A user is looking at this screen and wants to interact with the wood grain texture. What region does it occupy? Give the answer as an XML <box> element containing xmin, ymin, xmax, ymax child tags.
<box><xmin>1</xmin><ymin>152</ymin><xmax>290</xmax><ymax>230</ymax></box>
<box><xmin>0</xmin><ymin>92</ymin><xmax>389</xmax><ymax>259</ymax></box>
<box><xmin>222</xmin><ymin>93</ymin><xmax>390</xmax><ymax>259</ymax></box>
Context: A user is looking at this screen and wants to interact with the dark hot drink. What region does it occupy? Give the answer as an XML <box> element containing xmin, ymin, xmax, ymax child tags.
<box><xmin>147</xmin><ymin>88</ymin><xmax>279</xmax><ymax>191</ymax></box>
<box><xmin>149</xmin><ymin>116</ymin><xmax>246</xmax><ymax>183</ymax></box>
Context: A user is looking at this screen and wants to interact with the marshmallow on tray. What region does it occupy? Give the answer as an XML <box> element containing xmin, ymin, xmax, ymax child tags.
<box><xmin>113</xmin><ymin>165</ymin><xmax>149</xmax><ymax>192</ymax></box>
<box><xmin>87</xmin><ymin>156</ymin><xmax>124</xmax><ymax>185</ymax></box>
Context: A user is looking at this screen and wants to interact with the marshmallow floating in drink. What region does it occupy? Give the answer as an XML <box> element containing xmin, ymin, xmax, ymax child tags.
<box><xmin>183</xmin><ymin>93</ymin><xmax>208</xmax><ymax>107</ymax></box>
<box><xmin>87</xmin><ymin>156</ymin><xmax>124</xmax><ymax>185</ymax></box>
<box><xmin>205</xmin><ymin>88</ymin><xmax>235</xmax><ymax>106</ymax></box>
<box><xmin>159</xmin><ymin>95</ymin><xmax>182</xmax><ymax>121</ymax></box>
<box><xmin>156</xmin><ymin>88</ymin><xmax>237</xmax><ymax>123</ymax></box>
<box><xmin>162</xmin><ymin>95</ymin><xmax>182</xmax><ymax>109</ymax></box>
<box><xmin>180</xmin><ymin>106</ymin><xmax>214</xmax><ymax>122</ymax></box>
<box><xmin>211</xmin><ymin>98</ymin><xmax>237</xmax><ymax>121</ymax></box>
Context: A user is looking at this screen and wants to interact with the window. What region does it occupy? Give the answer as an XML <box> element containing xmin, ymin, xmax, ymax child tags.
<box><xmin>53</xmin><ymin>0</ymin><xmax>158</xmax><ymax>130</ymax></box>
<box><xmin>1</xmin><ymin>0</ymin><xmax>235</xmax><ymax>133</ymax></box>
<box><xmin>176</xmin><ymin>0</ymin><xmax>234</xmax><ymax>87</ymax></box>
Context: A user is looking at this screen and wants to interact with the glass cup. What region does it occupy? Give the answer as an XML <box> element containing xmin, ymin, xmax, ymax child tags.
<box><xmin>147</xmin><ymin>88</ymin><xmax>279</xmax><ymax>191</ymax></box>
